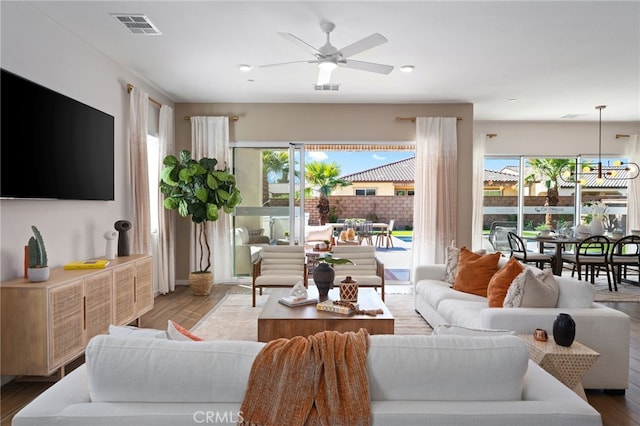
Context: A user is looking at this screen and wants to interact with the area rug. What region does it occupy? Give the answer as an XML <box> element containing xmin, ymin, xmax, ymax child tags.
<box><xmin>593</xmin><ymin>281</ymin><xmax>640</xmax><ymax>302</ymax></box>
<box><xmin>191</xmin><ymin>291</ymin><xmax>431</xmax><ymax>341</ymax></box>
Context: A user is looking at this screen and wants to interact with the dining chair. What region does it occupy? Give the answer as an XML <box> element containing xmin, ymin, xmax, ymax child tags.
<box><xmin>251</xmin><ymin>245</ymin><xmax>307</xmax><ymax>307</ymax></box>
<box><xmin>608</xmin><ymin>235</ymin><xmax>640</xmax><ymax>288</ymax></box>
<box><xmin>561</xmin><ymin>235</ymin><xmax>612</xmax><ymax>289</ymax></box>
<box><xmin>506</xmin><ymin>232</ymin><xmax>553</xmax><ymax>269</ymax></box>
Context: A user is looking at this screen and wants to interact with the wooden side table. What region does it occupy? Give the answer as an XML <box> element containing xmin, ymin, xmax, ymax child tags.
<box><xmin>519</xmin><ymin>334</ymin><xmax>599</xmax><ymax>400</ymax></box>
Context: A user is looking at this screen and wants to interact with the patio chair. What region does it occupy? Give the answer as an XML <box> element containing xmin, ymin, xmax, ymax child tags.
<box><xmin>252</xmin><ymin>245</ymin><xmax>307</xmax><ymax>307</ymax></box>
<box><xmin>375</xmin><ymin>219</ymin><xmax>395</xmax><ymax>248</ymax></box>
<box><xmin>487</xmin><ymin>221</ymin><xmax>516</xmax><ymax>254</ymax></box>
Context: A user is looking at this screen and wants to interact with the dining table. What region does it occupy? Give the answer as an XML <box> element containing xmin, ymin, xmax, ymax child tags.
<box><xmin>527</xmin><ymin>235</ymin><xmax>581</xmax><ymax>276</ymax></box>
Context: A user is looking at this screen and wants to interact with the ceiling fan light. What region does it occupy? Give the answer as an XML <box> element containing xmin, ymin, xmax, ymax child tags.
<box><xmin>318</xmin><ymin>61</ymin><xmax>337</xmax><ymax>71</ymax></box>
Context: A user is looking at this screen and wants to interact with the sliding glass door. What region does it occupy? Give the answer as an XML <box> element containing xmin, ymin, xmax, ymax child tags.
<box><xmin>231</xmin><ymin>143</ymin><xmax>305</xmax><ymax>277</ymax></box>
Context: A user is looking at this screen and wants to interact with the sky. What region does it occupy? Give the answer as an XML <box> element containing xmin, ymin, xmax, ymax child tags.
<box><xmin>305</xmin><ymin>151</ymin><xmax>414</xmax><ymax>177</ymax></box>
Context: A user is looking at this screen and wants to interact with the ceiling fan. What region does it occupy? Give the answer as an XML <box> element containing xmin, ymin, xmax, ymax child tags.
<box><xmin>260</xmin><ymin>22</ymin><xmax>394</xmax><ymax>86</ymax></box>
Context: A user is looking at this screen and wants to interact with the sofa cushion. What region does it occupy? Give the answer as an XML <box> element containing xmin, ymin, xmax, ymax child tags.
<box><xmin>436</xmin><ymin>299</ymin><xmax>486</xmax><ymax>328</ymax></box>
<box><xmin>86</xmin><ymin>335</ymin><xmax>265</xmax><ymax>403</ymax></box>
<box><xmin>367</xmin><ymin>334</ymin><xmax>528</xmax><ymax>401</ymax></box>
<box><xmin>432</xmin><ymin>324</ymin><xmax>515</xmax><ymax>336</ymax></box>
<box><xmin>453</xmin><ymin>248</ymin><xmax>501</xmax><ymax>297</ymax></box>
<box><xmin>443</xmin><ymin>244</ymin><xmax>459</xmax><ymax>284</ymax></box>
<box><xmin>487</xmin><ymin>257</ymin><xmax>525</xmax><ymax>307</ymax></box>
<box><xmin>108</xmin><ymin>324</ymin><xmax>167</xmax><ymax>339</ymax></box>
<box><xmin>503</xmin><ymin>268</ymin><xmax>559</xmax><ymax>308</ymax></box>
<box><xmin>416</xmin><ymin>280</ymin><xmax>486</xmax><ymax>311</ymax></box>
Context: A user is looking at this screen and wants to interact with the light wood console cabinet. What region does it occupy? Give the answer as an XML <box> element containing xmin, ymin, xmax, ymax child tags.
<box><xmin>1</xmin><ymin>254</ymin><xmax>153</xmax><ymax>377</ymax></box>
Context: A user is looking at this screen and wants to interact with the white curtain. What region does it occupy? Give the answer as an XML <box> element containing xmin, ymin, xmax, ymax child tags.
<box><xmin>157</xmin><ymin>105</ymin><xmax>176</xmax><ymax>293</ymax></box>
<box><xmin>626</xmin><ymin>134</ymin><xmax>639</xmax><ymax>232</ymax></box>
<box><xmin>190</xmin><ymin>116</ymin><xmax>232</xmax><ymax>282</ymax></box>
<box><xmin>472</xmin><ymin>134</ymin><xmax>487</xmax><ymax>250</ymax></box>
<box><xmin>411</xmin><ymin>117</ymin><xmax>458</xmax><ymax>273</ymax></box>
<box><xmin>128</xmin><ymin>87</ymin><xmax>151</xmax><ymax>255</ymax></box>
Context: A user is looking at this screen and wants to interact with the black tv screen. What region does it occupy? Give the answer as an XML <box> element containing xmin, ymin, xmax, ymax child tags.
<box><xmin>1</xmin><ymin>69</ymin><xmax>115</xmax><ymax>201</ymax></box>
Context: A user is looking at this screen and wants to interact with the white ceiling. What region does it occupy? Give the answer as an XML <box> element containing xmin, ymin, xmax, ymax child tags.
<box><xmin>28</xmin><ymin>1</ymin><xmax>640</xmax><ymax>121</ymax></box>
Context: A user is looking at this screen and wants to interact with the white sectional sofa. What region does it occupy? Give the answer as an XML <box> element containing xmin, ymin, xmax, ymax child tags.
<box><xmin>13</xmin><ymin>334</ymin><xmax>601</xmax><ymax>426</ymax></box>
<box><xmin>414</xmin><ymin>261</ymin><xmax>630</xmax><ymax>392</ymax></box>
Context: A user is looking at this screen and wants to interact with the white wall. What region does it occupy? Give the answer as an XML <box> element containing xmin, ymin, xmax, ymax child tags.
<box><xmin>0</xmin><ymin>2</ymin><xmax>172</xmax><ymax>281</ymax></box>
<box><xmin>475</xmin><ymin>121</ymin><xmax>640</xmax><ymax>157</ymax></box>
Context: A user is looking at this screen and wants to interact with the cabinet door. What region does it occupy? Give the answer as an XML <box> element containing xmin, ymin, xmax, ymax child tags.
<box><xmin>85</xmin><ymin>270</ymin><xmax>113</xmax><ymax>341</ymax></box>
<box><xmin>49</xmin><ymin>280</ymin><xmax>85</xmax><ymax>370</ymax></box>
<box><xmin>135</xmin><ymin>256</ymin><xmax>154</xmax><ymax>316</ymax></box>
<box><xmin>113</xmin><ymin>263</ymin><xmax>136</xmax><ymax>325</ymax></box>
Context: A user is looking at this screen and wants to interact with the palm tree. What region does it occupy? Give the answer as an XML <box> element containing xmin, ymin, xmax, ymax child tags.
<box><xmin>262</xmin><ymin>150</ymin><xmax>291</xmax><ymax>183</ymax></box>
<box><xmin>527</xmin><ymin>158</ymin><xmax>571</xmax><ymax>227</ymax></box>
<box><xmin>305</xmin><ymin>161</ymin><xmax>352</xmax><ymax>224</ymax></box>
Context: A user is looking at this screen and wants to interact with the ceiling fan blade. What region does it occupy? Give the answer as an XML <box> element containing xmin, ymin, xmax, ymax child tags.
<box><xmin>278</xmin><ymin>32</ymin><xmax>322</xmax><ymax>57</ymax></box>
<box><xmin>259</xmin><ymin>60</ymin><xmax>317</xmax><ymax>68</ymax></box>
<box><xmin>339</xmin><ymin>59</ymin><xmax>394</xmax><ymax>74</ymax></box>
<box><xmin>337</xmin><ymin>33</ymin><xmax>388</xmax><ymax>58</ymax></box>
<box><xmin>317</xmin><ymin>66</ymin><xmax>334</xmax><ymax>85</ymax></box>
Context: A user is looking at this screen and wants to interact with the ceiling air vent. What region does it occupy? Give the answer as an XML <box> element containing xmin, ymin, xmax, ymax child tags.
<box><xmin>111</xmin><ymin>14</ymin><xmax>161</xmax><ymax>35</ymax></box>
<box><xmin>313</xmin><ymin>84</ymin><xmax>340</xmax><ymax>91</ymax></box>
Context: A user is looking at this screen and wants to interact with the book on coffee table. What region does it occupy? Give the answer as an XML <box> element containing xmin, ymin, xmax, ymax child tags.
<box><xmin>316</xmin><ymin>299</ymin><xmax>359</xmax><ymax>315</ymax></box>
<box><xmin>278</xmin><ymin>296</ymin><xmax>319</xmax><ymax>307</ymax></box>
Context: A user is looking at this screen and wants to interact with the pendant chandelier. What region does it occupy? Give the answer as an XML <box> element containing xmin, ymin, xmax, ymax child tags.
<box><xmin>560</xmin><ymin>105</ymin><xmax>639</xmax><ymax>185</ymax></box>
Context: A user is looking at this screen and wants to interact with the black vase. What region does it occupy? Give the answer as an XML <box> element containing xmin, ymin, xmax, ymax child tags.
<box><xmin>312</xmin><ymin>262</ymin><xmax>335</xmax><ymax>301</ymax></box>
<box><xmin>114</xmin><ymin>220</ymin><xmax>132</xmax><ymax>257</ymax></box>
<box><xmin>553</xmin><ymin>313</ymin><xmax>576</xmax><ymax>347</ymax></box>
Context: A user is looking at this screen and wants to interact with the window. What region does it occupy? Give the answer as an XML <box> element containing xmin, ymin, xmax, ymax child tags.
<box><xmin>355</xmin><ymin>188</ymin><xmax>376</xmax><ymax>196</ymax></box>
<box><xmin>396</xmin><ymin>190</ymin><xmax>405</xmax><ymax>196</ymax></box>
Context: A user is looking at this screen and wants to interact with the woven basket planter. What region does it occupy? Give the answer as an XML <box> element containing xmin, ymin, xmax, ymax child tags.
<box><xmin>188</xmin><ymin>271</ymin><xmax>213</xmax><ymax>296</ymax></box>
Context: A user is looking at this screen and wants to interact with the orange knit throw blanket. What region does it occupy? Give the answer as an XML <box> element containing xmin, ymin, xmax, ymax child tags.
<box><xmin>238</xmin><ymin>328</ymin><xmax>371</xmax><ymax>426</ymax></box>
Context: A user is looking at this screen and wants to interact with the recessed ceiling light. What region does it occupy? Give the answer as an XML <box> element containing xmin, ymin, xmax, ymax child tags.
<box><xmin>237</xmin><ymin>64</ymin><xmax>252</xmax><ymax>72</ymax></box>
<box><xmin>400</xmin><ymin>65</ymin><xmax>415</xmax><ymax>73</ymax></box>
<box><xmin>508</xmin><ymin>98</ymin><xmax>517</xmax><ymax>103</ymax></box>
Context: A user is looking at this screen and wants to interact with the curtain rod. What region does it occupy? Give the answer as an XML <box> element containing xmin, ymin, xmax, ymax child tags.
<box><xmin>616</xmin><ymin>134</ymin><xmax>630</xmax><ymax>139</ymax></box>
<box><xmin>396</xmin><ymin>116</ymin><xmax>462</xmax><ymax>122</ymax></box>
<box><xmin>126</xmin><ymin>83</ymin><xmax>162</xmax><ymax>108</ymax></box>
<box><xmin>184</xmin><ymin>115</ymin><xmax>240</xmax><ymax>122</ymax></box>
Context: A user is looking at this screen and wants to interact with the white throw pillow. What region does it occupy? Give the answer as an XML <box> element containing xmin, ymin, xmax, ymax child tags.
<box><xmin>556</xmin><ymin>277</ymin><xmax>595</xmax><ymax>308</ymax></box>
<box><xmin>503</xmin><ymin>267</ymin><xmax>559</xmax><ymax>308</ymax></box>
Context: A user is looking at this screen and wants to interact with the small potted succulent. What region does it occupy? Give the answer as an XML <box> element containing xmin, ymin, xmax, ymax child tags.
<box><xmin>27</xmin><ymin>225</ymin><xmax>49</xmax><ymax>282</ymax></box>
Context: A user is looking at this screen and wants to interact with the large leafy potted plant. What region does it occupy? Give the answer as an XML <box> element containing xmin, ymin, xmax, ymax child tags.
<box><xmin>159</xmin><ymin>150</ymin><xmax>242</xmax><ymax>295</ymax></box>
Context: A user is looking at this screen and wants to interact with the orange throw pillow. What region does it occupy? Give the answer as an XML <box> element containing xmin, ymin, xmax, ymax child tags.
<box><xmin>487</xmin><ymin>257</ymin><xmax>524</xmax><ymax>307</ymax></box>
<box><xmin>453</xmin><ymin>247</ymin><xmax>501</xmax><ymax>297</ymax></box>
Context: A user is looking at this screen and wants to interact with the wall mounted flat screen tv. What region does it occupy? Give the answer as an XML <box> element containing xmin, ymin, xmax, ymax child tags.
<box><xmin>1</xmin><ymin>69</ymin><xmax>115</xmax><ymax>200</ymax></box>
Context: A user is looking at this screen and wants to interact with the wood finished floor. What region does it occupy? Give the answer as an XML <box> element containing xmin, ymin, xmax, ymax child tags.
<box><xmin>2</xmin><ymin>285</ymin><xmax>640</xmax><ymax>426</ymax></box>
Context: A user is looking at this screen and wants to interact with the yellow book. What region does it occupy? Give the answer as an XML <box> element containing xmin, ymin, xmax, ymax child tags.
<box><xmin>64</xmin><ymin>259</ymin><xmax>110</xmax><ymax>270</ymax></box>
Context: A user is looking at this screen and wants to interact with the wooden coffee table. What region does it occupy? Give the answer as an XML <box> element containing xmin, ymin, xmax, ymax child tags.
<box><xmin>257</xmin><ymin>287</ymin><xmax>394</xmax><ymax>342</ymax></box>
